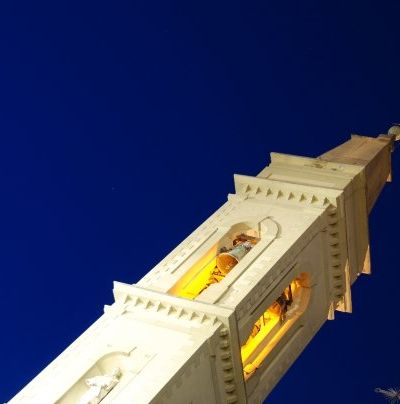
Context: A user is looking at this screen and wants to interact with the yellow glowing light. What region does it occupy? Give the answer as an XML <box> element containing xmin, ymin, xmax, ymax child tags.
<box><xmin>169</xmin><ymin>235</ymin><xmax>260</xmax><ymax>300</ymax></box>
<box><xmin>168</xmin><ymin>245</ymin><xmax>219</xmax><ymax>299</ymax></box>
<box><xmin>241</xmin><ymin>279</ymin><xmax>305</xmax><ymax>380</ymax></box>
<box><xmin>241</xmin><ymin>313</ymin><xmax>280</xmax><ymax>363</ymax></box>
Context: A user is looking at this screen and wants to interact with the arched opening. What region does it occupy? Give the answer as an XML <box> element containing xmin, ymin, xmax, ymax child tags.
<box><xmin>57</xmin><ymin>351</ymin><xmax>128</xmax><ymax>403</ymax></box>
<box><xmin>169</xmin><ymin>223</ymin><xmax>260</xmax><ymax>300</ymax></box>
<box><xmin>241</xmin><ymin>273</ymin><xmax>310</xmax><ymax>380</ymax></box>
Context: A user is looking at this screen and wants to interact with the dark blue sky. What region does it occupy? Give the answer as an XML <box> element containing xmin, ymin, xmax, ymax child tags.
<box><xmin>1</xmin><ymin>2</ymin><xmax>399</xmax><ymax>403</ymax></box>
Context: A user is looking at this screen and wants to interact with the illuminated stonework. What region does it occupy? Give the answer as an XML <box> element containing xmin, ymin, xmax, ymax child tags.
<box><xmin>241</xmin><ymin>274</ymin><xmax>310</xmax><ymax>380</ymax></box>
<box><xmin>10</xmin><ymin>131</ymin><xmax>397</xmax><ymax>403</ymax></box>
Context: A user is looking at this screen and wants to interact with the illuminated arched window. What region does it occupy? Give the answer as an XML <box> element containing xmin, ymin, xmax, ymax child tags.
<box><xmin>241</xmin><ymin>273</ymin><xmax>310</xmax><ymax>380</ymax></box>
<box><xmin>169</xmin><ymin>223</ymin><xmax>260</xmax><ymax>299</ymax></box>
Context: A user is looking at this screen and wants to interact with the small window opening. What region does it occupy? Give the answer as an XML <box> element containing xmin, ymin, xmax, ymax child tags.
<box><xmin>241</xmin><ymin>273</ymin><xmax>310</xmax><ymax>380</ymax></box>
<box><xmin>169</xmin><ymin>231</ymin><xmax>259</xmax><ymax>299</ymax></box>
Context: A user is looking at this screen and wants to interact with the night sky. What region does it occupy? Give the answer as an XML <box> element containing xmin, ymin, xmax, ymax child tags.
<box><xmin>1</xmin><ymin>2</ymin><xmax>400</xmax><ymax>403</ymax></box>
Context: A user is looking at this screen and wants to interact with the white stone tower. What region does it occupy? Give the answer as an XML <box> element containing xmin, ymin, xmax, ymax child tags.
<box><xmin>10</xmin><ymin>130</ymin><xmax>398</xmax><ymax>404</ymax></box>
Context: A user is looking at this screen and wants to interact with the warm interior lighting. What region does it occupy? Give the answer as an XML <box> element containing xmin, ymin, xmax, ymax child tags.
<box><xmin>169</xmin><ymin>232</ymin><xmax>259</xmax><ymax>300</ymax></box>
<box><xmin>168</xmin><ymin>245</ymin><xmax>219</xmax><ymax>299</ymax></box>
<box><xmin>241</xmin><ymin>275</ymin><xmax>309</xmax><ymax>380</ymax></box>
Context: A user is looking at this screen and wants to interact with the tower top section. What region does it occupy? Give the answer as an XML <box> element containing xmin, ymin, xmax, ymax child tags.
<box><xmin>319</xmin><ymin>132</ymin><xmax>396</xmax><ymax>212</ymax></box>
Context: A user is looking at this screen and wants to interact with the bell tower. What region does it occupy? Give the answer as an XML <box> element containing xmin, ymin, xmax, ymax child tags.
<box><xmin>10</xmin><ymin>129</ymin><xmax>398</xmax><ymax>404</ymax></box>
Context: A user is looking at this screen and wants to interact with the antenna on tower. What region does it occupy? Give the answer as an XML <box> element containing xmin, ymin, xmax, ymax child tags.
<box><xmin>388</xmin><ymin>124</ymin><xmax>400</xmax><ymax>142</ymax></box>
